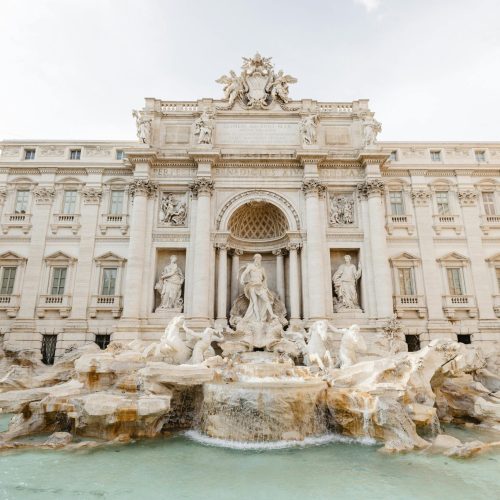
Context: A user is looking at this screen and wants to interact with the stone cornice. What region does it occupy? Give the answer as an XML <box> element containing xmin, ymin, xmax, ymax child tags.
<box><xmin>125</xmin><ymin>151</ymin><xmax>157</xmax><ymax>166</ymax></box>
<box><xmin>358</xmin><ymin>152</ymin><xmax>389</xmax><ymax>167</ymax></box>
<box><xmin>188</xmin><ymin>151</ymin><xmax>221</xmax><ymax>165</ymax></box>
<box><xmin>296</xmin><ymin>152</ymin><xmax>328</xmax><ymax>165</ymax></box>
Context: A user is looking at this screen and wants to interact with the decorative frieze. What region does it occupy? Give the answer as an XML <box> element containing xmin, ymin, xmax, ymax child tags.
<box><xmin>128</xmin><ymin>179</ymin><xmax>158</xmax><ymax>198</ymax></box>
<box><xmin>458</xmin><ymin>189</ymin><xmax>478</xmax><ymax>206</ymax></box>
<box><xmin>189</xmin><ymin>178</ymin><xmax>214</xmax><ymax>197</ymax></box>
<box><xmin>329</xmin><ymin>193</ymin><xmax>355</xmax><ymax>225</ymax></box>
<box><xmin>159</xmin><ymin>193</ymin><xmax>188</xmax><ymax>226</ymax></box>
<box><xmin>81</xmin><ymin>187</ymin><xmax>103</xmax><ymax>204</ymax></box>
<box><xmin>33</xmin><ymin>186</ymin><xmax>55</xmax><ymax>204</ymax></box>
<box><xmin>357</xmin><ymin>179</ymin><xmax>385</xmax><ymax>198</ymax></box>
<box><xmin>301</xmin><ymin>179</ymin><xmax>326</xmax><ymax>196</ymax></box>
<box><xmin>411</xmin><ymin>188</ymin><xmax>432</xmax><ymax>206</ymax></box>
<box><xmin>39</xmin><ymin>145</ymin><xmax>65</xmax><ymax>157</ymax></box>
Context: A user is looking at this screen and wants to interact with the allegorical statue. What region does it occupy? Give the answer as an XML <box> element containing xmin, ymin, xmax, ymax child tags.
<box><xmin>240</xmin><ymin>254</ymin><xmax>277</xmax><ymax>323</ymax></box>
<box><xmin>363</xmin><ymin>119</ymin><xmax>382</xmax><ymax>147</ymax></box>
<box><xmin>132</xmin><ymin>110</ymin><xmax>152</xmax><ymax>144</ymax></box>
<box><xmin>155</xmin><ymin>255</ymin><xmax>184</xmax><ymax>310</ymax></box>
<box><xmin>332</xmin><ymin>255</ymin><xmax>362</xmax><ymax>311</ymax></box>
<box><xmin>194</xmin><ymin>111</ymin><xmax>214</xmax><ymax>145</ymax></box>
<box><xmin>299</xmin><ymin>115</ymin><xmax>318</xmax><ymax>145</ymax></box>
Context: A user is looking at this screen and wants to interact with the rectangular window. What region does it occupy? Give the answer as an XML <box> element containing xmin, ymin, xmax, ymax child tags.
<box><xmin>398</xmin><ymin>268</ymin><xmax>416</xmax><ymax>295</ymax></box>
<box><xmin>62</xmin><ymin>190</ymin><xmax>77</xmax><ymax>214</ymax></box>
<box><xmin>435</xmin><ymin>191</ymin><xmax>450</xmax><ymax>215</ymax></box>
<box><xmin>109</xmin><ymin>190</ymin><xmax>124</xmax><ymax>215</ymax></box>
<box><xmin>116</xmin><ymin>150</ymin><xmax>124</xmax><ymax>160</ymax></box>
<box><xmin>24</xmin><ymin>149</ymin><xmax>36</xmax><ymax>160</ymax></box>
<box><xmin>457</xmin><ymin>334</ymin><xmax>471</xmax><ymax>345</ymax></box>
<box><xmin>482</xmin><ymin>192</ymin><xmax>496</xmax><ymax>216</ymax></box>
<box><xmin>69</xmin><ymin>149</ymin><xmax>81</xmax><ymax>160</ymax></box>
<box><xmin>0</xmin><ymin>267</ymin><xmax>17</xmax><ymax>295</ymax></box>
<box><xmin>15</xmin><ymin>190</ymin><xmax>30</xmax><ymax>213</ymax></box>
<box><xmin>475</xmin><ymin>150</ymin><xmax>486</xmax><ymax>163</ymax></box>
<box><xmin>389</xmin><ymin>191</ymin><xmax>405</xmax><ymax>215</ymax></box>
<box><xmin>389</xmin><ymin>150</ymin><xmax>398</xmax><ymax>161</ymax></box>
<box><xmin>447</xmin><ymin>267</ymin><xmax>465</xmax><ymax>296</ymax></box>
<box><xmin>430</xmin><ymin>150</ymin><xmax>442</xmax><ymax>162</ymax></box>
<box><xmin>101</xmin><ymin>268</ymin><xmax>117</xmax><ymax>295</ymax></box>
<box><xmin>51</xmin><ymin>267</ymin><xmax>67</xmax><ymax>295</ymax></box>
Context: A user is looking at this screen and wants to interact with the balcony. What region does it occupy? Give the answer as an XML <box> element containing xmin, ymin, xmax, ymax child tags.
<box><xmin>50</xmin><ymin>213</ymin><xmax>81</xmax><ymax>235</ymax></box>
<box><xmin>99</xmin><ymin>214</ymin><xmax>129</xmax><ymax>235</ymax></box>
<box><xmin>442</xmin><ymin>294</ymin><xmax>477</xmax><ymax>319</ymax></box>
<box><xmin>1</xmin><ymin>213</ymin><xmax>32</xmax><ymax>234</ymax></box>
<box><xmin>385</xmin><ymin>214</ymin><xmax>415</xmax><ymax>235</ymax></box>
<box><xmin>89</xmin><ymin>295</ymin><xmax>123</xmax><ymax>318</ymax></box>
<box><xmin>432</xmin><ymin>214</ymin><xmax>462</xmax><ymax>235</ymax></box>
<box><xmin>393</xmin><ymin>295</ymin><xmax>426</xmax><ymax>318</ymax></box>
<box><xmin>493</xmin><ymin>294</ymin><xmax>500</xmax><ymax>318</ymax></box>
<box><xmin>479</xmin><ymin>214</ymin><xmax>500</xmax><ymax>235</ymax></box>
<box><xmin>0</xmin><ymin>294</ymin><xmax>20</xmax><ymax>318</ymax></box>
<box><xmin>36</xmin><ymin>294</ymin><xmax>72</xmax><ymax>318</ymax></box>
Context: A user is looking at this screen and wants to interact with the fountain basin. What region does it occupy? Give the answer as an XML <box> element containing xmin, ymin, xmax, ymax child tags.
<box><xmin>201</xmin><ymin>378</ymin><xmax>328</xmax><ymax>442</ymax></box>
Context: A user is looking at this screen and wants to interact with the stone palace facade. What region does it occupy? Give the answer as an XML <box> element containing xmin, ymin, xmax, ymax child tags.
<box><xmin>1</xmin><ymin>54</ymin><xmax>499</xmax><ymax>360</ymax></box>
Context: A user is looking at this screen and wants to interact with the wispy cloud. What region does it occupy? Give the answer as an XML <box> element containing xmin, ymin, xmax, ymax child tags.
<box><xmin>353</xmin><ymin>0</ymin><xmax>381</xmax><ymax>12</ymax></box>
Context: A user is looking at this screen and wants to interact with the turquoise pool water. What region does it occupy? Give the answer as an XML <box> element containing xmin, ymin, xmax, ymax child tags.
<box><xmin>0</xmin><ymin>431</ymin><xmax>499</xmax><ymax>500</ymax></box>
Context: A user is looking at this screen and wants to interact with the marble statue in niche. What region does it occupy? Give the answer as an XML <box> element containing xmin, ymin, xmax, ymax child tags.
<box><xmin>194</xmin><ymin>111</ymin><xmax>214</xmax><ymax>144</ymax></box>
<box><xmin>299</xmin><ymin>115</ymin><xmax>318</xmax><ymax>145</ymax></box>
<box><xmin>159</xmin><ymin>193</ymin><xmax>187</xmax><ymax>226</ymax></box>
<box><xmin>240</xmin><ymin>253</ymin><xmax>277</xmax><ymax>323</ymax></box>
<box><xmin>155</xmin><ymin>255</ymin><xmax>184</xmax><ymax>311</ymax></box>
<box><xmin>132</xmin><ymin>110</ymin><xmax>152</xmax><ymax>144</ymax></box>
<box><xmin>330</xmin><ymin>195</ymin><xmax>354</xmax><ymax>225</ymax></box>
<box><xmin>333</xmin><ymin>255</ymin><xmax>362</xmax><ymax>312</ymax></box>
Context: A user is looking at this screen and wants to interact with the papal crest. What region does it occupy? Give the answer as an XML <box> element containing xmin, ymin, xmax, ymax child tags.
<box><xmin>216</xmin><ymin>52</ymin><xmax>297</xmax><ymax>109</ymax></box>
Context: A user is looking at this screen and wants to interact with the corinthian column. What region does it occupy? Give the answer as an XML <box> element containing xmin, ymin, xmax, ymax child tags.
<box><xmin>273</xmin><ymin>249</ymin><xmax>285</xmax><ymax>302</ymax></box>
<box><xmin>216</xmin><ymin>243</ymin><xmax>228</xmax><ymax>324</ymax></box>
<box><xmin>357</xmin><ymin>178</ymin><xmax>393</xmax><ymax>318</ymax></box>
<box><xmin>189</xmin><ymin>178</ymin><xmax>214</xmax><ymax>326</ymax></box>
<box><xmin>287</xmin><ymin>242</ymin><xmax>301</xmax><ymax>322</ymax></box>
<box><xmin>230</xmin><ymin>249</ymin><xmax>243</xmax><ymax>306</ymax></box>
<box><xmin>302</xmin><ymin>179</ymin><xmax>327</xmax><ymax>320</ymax></box>
<box><xmin>121</xmin><ymin>179</ymin><xmax>157</xmax><ymax>320</ymax></box>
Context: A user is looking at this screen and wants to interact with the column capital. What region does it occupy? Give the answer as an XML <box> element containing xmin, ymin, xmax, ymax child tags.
<box><xmin>301</xmin><ymin>179</ymin><xmax>326</xmax><ymax>196</ymax></box>
<box><xmin>215</xmin><ymin>242</ymin><xmax>229</xmax><ymax>251</ymax></box>
<box><xmin>286</xmin><ymin>242</ymin><xmax>302</xmax><ymax>251</ymax></box>
<box><xmin>128</xmin><ymin>178</ymin><xmax>158</xmax><ymax>198</ymax></box>
<box><xmin>189</xmin><ymin>177</ymin><xmax>214</xmax><ymax>197</ymax></box>
<box><xmin>357</xmin><ymin>178</ymin><xmax>385</xmax><ymax>198</ymax></box>
<box><xmin>458</xmin><ymin>189</ymin><xmax>478</xmax><ymax>206</ymax></box>
<box><xmin>272</xmin><ymin>248</ymin><xmax>286</xmax><ymax>256</ymax></box>
<box><xmin>411</xmin><ymin>187</ymin><xmax>432</xmax><ymax>206</ymax></box>
<box><xmin>33</xmin><ymin>186</ymin><xmax>55</xmax><ymax>204</ymax></box>
<box><xmin>81</xmin><ymin>186</ymin><xmax>103</xmax><ymax>204</ymax></box>
<box><xmin>231</xmin><ymin>248</ymin><xmax>244</xmax><ymax>256</ymax></box>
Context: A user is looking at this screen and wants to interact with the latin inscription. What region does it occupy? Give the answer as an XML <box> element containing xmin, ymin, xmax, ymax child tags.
<box><xmin>216</xmin><ymin>122</ymin><xmax>299</xmax><ymax>146</ymax></box>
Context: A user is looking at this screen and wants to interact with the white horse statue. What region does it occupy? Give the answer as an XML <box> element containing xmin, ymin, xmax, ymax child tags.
<box><xmin>304</xmin><ymin>320</ymin><xmax>336</xmax><ymax>370</ymax></box>
<box><xmin>142</xmin><ymin>315</ymin><xmax>195</xmax><ymax>364</ymax></box>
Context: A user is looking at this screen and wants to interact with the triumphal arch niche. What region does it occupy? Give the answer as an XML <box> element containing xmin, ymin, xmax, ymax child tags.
<box><xmin>123</xmin><ymin>52</ymin><xmax>388</xmax><ymax>340</ymax></box>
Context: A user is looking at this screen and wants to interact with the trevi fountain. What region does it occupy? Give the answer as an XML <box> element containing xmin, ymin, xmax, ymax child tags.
<box><xmin>0</xmin><ymin>54</ymin><xmax>500</xmax><ymax>498</ymax></box>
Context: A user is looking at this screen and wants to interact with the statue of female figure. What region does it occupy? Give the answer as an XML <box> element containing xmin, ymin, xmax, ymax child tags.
<box><xmin>240</xmin><ymin>254</ymin><xmax>276</xmax><ymax>323</ymax></box>
<box><xmin>332</xmin><ymin>255</ymin><xmax>362</xmax><ymax>311</ymax></box>
<box><xmin>156</xmin><ymin>255</ymin><xmax>184</xmax><ymax>310</ymax></box>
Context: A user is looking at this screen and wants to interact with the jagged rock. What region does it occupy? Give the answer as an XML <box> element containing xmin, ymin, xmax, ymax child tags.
<box><xmin>43</xmin><ymin>431</ymin><xmax>73</xmax><ymax>448</ymax></box>
<box><xmin>427</xmin><ymin>434</ymin><xmax>462</xmax><ymax>453</ymax></box>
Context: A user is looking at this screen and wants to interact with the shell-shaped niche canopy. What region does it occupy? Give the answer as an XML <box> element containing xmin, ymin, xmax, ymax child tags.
<box><xmin>228</xmin><ymin>201</ymin><xmax>288</xmax><ymax>241</ymax></box>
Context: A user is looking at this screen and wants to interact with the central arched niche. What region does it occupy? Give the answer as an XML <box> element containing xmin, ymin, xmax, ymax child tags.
<box><xmin>228</xmin><ymin>201</ymin><xmax>288</xmax><ymax>243</ymax></box>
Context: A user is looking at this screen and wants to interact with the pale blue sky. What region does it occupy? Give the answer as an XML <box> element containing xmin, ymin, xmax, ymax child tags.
<box><xmin>1</xmin><ymin>0</ymin><xmax>499</xmax><ymax>141</ymax></box>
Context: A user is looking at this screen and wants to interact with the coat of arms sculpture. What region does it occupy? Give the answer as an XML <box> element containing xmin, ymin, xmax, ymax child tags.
<box><xmin>216</xmin><ymin>52</ymin><xmax>297</xmax><ymax>109</ymax></box>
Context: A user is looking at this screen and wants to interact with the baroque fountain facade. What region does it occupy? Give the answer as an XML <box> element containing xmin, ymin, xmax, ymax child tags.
<box><xmin>0</xmin><ymin>54</ymin><xmax>499</xmax><ymax>454</ymax></box>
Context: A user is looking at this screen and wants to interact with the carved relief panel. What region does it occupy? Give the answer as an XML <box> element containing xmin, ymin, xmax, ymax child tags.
<box><xmin>158</xmin><ymin>192</ymin><xmax>188</xmax><ymax>227</ymax></box>
<box><xmin>328</xmin><ymin>192</ymin><xmax>356</xmax><ymax>226</ymax></box>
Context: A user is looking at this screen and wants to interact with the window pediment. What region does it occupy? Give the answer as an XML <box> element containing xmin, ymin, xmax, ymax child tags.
<box><xmin>390</xmin><ymin>252</ymin><xmax>420</xmax><ymax>265</ymax></box>
<box><xmin>437</xmin><ymin>252</ymin><xmax>469</xmax><ymax>264</ymax></box>
<box><xmin>44</xmin><ymin>251</ymin><xmax>77</xmax><ymax>264</ymax></box>
<box><xmin>0</xmin><ymin>251</ymin><xmax>27</xmax><ymax>265</ymax></box>
<box><xmin>486</xmin><ymin>253</ymin><xmax>500</xmax><ymax>264</ymax></box>
<box><xmin>94</xmin><ymin>252</ymin><xmax>127</xmax><ymax>267</ymax></box>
